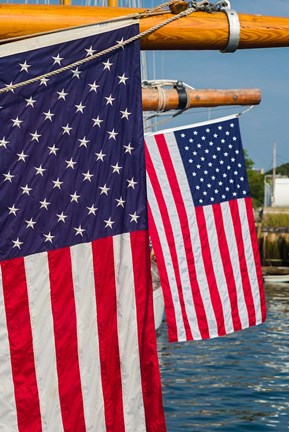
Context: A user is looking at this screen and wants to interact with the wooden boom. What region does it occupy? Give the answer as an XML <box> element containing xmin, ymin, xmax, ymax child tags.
<box><xmin>141</xmin><ymin>88</ymin><xmax>261</xmax><ymax>111</ymax></box>
<box><xmin>0</xmin><ymin>5</ymin><xmax>289</xmax><ymax>50</ymax></box>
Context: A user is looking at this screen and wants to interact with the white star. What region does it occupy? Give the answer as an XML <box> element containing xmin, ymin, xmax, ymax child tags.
<box><xmin>30</xmin><ymin>130</ymin><xmax>41</xmax><ymax>142</ymax></box>
<box><xmin>82</xmin><ymin>171</ymin><xmax>94</xmax><ymax>182</ymax></box>
<box><xmin>78</xmin><ymin>136</ymin><xmax>90</xmax><ymax>147</ymax></box>
<box><xmin>129</xmin><ymin>212</ymin><xmax>140</xmax><ymax>223</ymax></box>
<box><xmin>88</xmin><ymin>81</ymin><xmax>100</xmax><ymax>93</ymax></box>
<box><xmin>56</xmin><ymin>212</ymin><xmax>68</xmax><ymax>223</ymax></box>
<box><xmin>120</xmin><ymin>108</ymin><xmax>131</xmax><ymax>119</ymax></box>
<box><xmin>21</xmin><ymin>184</ymin><xmax>32</xmax><ymax>195</ymax></box>
<box><xmin>70</xmin><ymin>192</ymin><xmax>80</xmax><ymax>203</ymax></box>
<box><xmin>25</xmin><ymin>218</ymin><xmax>36</xmax><ymax>229</ymax></box>
<box><xmin>118</xmin><ymin>73</ymin><xmax>129</xmax><ymax>85</ymax></box>
<box><xmin>3</xmin><ymin>171</ymin><xmax>14</xmax><ymax>182</ymax></box>
<box><xmin>25</xmin><ymin>97</ymin><xmax>36</xmax><ymax>107</ymax></box>
<box><xmin>57</xmin><ymin>89</ymin><xmax>68</xmax><ymax>100</ymax></box>
<box><xmin>99</xmin><ymin>184</ymin><xmax>110</xmax><ymax>195</ymax></box>
<box><xmin>43</xmin><ymin>110</ymin><xmax>54</xmax><ymax>121</ymax></box>
<box><xmin>107</xmin><ymin>129</ymin><xmax>118</xmax><ymax>140</ymax></box>
<box><xmin>17</xmin><ymin>151</ymin><xmax>28</xmax><ymax>162</ymax></box>
<box><xmin>62</xmin><ymin>124</ymin><xmax>73</xmax><ymax>135</ymax></box>
<box><xmin>87</xmin><ymin>204</ymin><xmax>98</xmax><ymax>215</ymax></box>
<box><xmin>0</xmin><ymin>137</ymin><xmax>9</xmax><ymax>148</ymax></box>
<box><xmin>116</xmin><ymin>197</ymin><xmax>125</xmax><ymax>207</ymax></box>
<box><xmin>52</xmin><ymin>178</ymin><xmax>63</xmax><ymax>189</ymax></box>
<box><xmin>75</xmin><ymin>102</ymin><xmax>86</xmax><ymax>113</ymax></box>
<box><xmin>127</xmin><ymin>177</ymin><xmax>137</xmax><ymax>189</ymax></box>
<box><xmin>19</xmin><ymin>60</ymin><xmax>31</xmax><ymax>72</ymax></box>
<box><xmin>111</xmin><ymin>163</ymin><xmax>122</xmax><ymax>174</ymax></box>
<box><xmin>8</xmin><ymin>205</ymin><xmax>19</xmax><ymax>216</ymax></box>
<box><xmin>5</xmin><ymin>82</ymin><xmax>14</xmax><ymax>93</ymax></box>
<box><xmin>105</xmin><ymin>94</ymin><xmax>115</xmax><ymax>106</ymax></box>
<box><xmin>102</xmin><ymin>59</ymin><xmax>113</xmax><ymax>70</ymax></box>
<box><xmin>48</xmin><ymin>145</ymin><xmax>59</xmax><ymax>155</ymax></box>
<box><xmin>52</xmin><ymin>54</ymin><xmax>63</xmax><ymax>65</ymax></box>
<box><xmin>65</xmin><ymin>158</ymin><xmax>77</xmax><ymax>169</ymax></box>
<box><xmin>95</xmin><ymin>150</ymin><xmax>106</xmax><ymax>161</ymax></box>
<box><xmin>104</xmin><ymin>217</ymin><xmax>115</xmax><ymax>229</ymax></box>
<box><xmin>116</xmin><ymin>37</ymin><xmax>125</xmax><ymax>49</ymax></box>
<box><xmin>92</xmin><ymin>116</ymin><xmax>103</xmax><ymax>127</ymax></box>
<box><xmin>12</xmin><ymin>238</ymin><xmax>23</xmax><ymax>249</ymax></box>
<box><xmin>71</xmin><ymin>67</ymin><xmax>82</xmax><ymax>79</ymax></box>
<box><xmin>44</xmin><ymin>232</ymin><xmax>55</xmax><ymax>243</ymax></box>
<box><xmin>74</xmin><ymin>225</ymin><xmax>85</xmax><ymax>236</ymax></box>
<box><xmin>85</xmin><ymin>46</ymin><xmax>96</xmax><ymax>56</ymax></box>
<box><xmin>39</xmin><ymin>198</ymin><xmax>50</xmax><ymax>210</ymax></box>
<box><xmin>35</xmin><ymin>165</ymin><xmax>46</xmax><ymax>176</ymax></box>
<box><xmin>39</xmin><ymin>77</ymin><xmax>49</xmax><ymax>86</ymax></box>
<box><xmin>123</xmin><ymin>143</ymin><xmax>134</xmax><ymax>154</ymax></box>
<box><xmin>11</xmin><ymin>117</ymin><xmax>23</xmax><ymax>128</ymax></box>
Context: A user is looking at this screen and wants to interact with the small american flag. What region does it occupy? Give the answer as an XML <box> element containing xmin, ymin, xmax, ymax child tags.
<box><xmin>145</xmin><ymin>116</ymin><xmax>266</xmax><ymax>343</ymax></box>
<box><xmin>0</xmin><ymin>20</ymin><xmax>166</xmax><ymax>431</ymax></box>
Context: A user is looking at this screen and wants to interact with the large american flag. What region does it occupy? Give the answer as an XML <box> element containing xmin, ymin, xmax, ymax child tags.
<box><xmin>0</xmin><ymin>21</ymin><xmax>166</xmax><ymax>431</ymax></box>
<box><xmin>145</xmin><ymin>116</ymin><xmax>266</xmax><ymax>343</ymax></box>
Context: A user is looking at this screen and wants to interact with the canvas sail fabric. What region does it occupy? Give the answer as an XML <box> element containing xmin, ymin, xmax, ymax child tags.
<box><xmin>0</xmin><ymin>20</ymin><xmax>166</xmax><ymax>431</ymax></box>
<box><xmin>145</xmin><ymin>115</ymin><xmax>266</xmax><ymax>343</ymax></box>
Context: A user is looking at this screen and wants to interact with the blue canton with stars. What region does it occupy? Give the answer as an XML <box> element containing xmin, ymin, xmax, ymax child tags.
<box><xmin>0</xmin><ymin>24</ymin><xmax>146</xmax><ymax>261</ymax></box>
<box><xmin>175</xmin><ymin>117</ymin><xmax>251</xmax><ymax>207</ymax></box>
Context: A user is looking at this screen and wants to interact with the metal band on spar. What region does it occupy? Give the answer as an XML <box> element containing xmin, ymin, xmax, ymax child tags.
<box><xmin>0</xmin><ymin>5</ymin><xmax>289</xmax><ymax>50</ymax></box>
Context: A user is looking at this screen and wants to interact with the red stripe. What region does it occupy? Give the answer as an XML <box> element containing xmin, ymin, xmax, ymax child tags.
<box><xmin>213</xmin><ymin>204</ymin><xmax>242</xmax><ymax>331</ymax></box>
<box><xmin>130</xmin><ymin>230</ymin><xmax>166</xmax><ymax>432</ymax></box>
<box><xmin>229</xmin><ymin>200</ymin><xmax>257</xmax><ymax>326</ymax></box>
<box><xmin>48</xmin><ymin>248</ymin><xmax>86</xmax><ymax>432</ymax></box>
<box><xmin>91</xmin><ymin>236</ymin><xmax>125</xmax><ymax>432</ymax></box>
<box><xmin>145</xmin><ymin>141</ymin><xmax>193</xmax><ymax>341</ymax></box>
<box><xmin>1</xmin><ymin>258</ymin><xmax>42</xmax><ymax>432</ymax></box>
<box><xmin>147</xmin><ymin>205</ymin><xmax>178</xmax><ymax>342</ymax></box>
<box><xmin>245</xmin><ymin>198</ymin><xmax>266</xmax><ymax>322</ymax></box>
<box><xmin>195</xmin><ymin>206</ymin><xmax>226</xmax><ymax>336</ymax></box>
<box><xmin>147</xmin><ymin>135</ymin><xmax>210</xmax><ymax>339</ymax></box>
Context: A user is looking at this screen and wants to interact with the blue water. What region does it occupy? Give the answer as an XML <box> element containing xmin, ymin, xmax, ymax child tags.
<box><xmin>157</xmin><ymin>284</ymin><xmax>289</xmax><ymax>431</ymax></box>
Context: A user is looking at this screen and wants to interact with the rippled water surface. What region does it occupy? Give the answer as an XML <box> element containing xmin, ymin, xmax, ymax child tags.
<box><xmin>157</xmin><ymin>284</ymin><xmax>289</xmax><ymax>431</ymax></box>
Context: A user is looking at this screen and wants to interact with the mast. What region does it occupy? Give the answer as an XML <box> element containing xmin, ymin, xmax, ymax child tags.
<box><xmin>141</xmin><ymin>87</ymin><xmax>261</xmax><ymax>111</ymax></box>
<box><xmin>1</xmin><ymin>6</ymin><xmax>289</xmax><ymax>50</ymax></box>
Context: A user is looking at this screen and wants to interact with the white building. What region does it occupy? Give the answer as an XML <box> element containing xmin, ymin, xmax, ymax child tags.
<box><xmin>264</xmin><ymin>177</ymin><xmax>289</xmax><ymax>207</ymax></box>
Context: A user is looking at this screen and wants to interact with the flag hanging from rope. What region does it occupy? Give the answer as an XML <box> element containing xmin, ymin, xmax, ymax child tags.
<box><xmin>0</xmin><ymin>21</ymin><xmax>166</xmax><ymax>431</ymax></box>
<box><xmin>145</xmin><ymin>116</ymin><xmax>266</xmax><ymax>343</ymax></box>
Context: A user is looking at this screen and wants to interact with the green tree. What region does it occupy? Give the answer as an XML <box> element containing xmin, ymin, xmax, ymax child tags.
<box><xmin>243</xmin><ymin>149</ymin><xmax>264</xmax><ymax>208</ymax></box>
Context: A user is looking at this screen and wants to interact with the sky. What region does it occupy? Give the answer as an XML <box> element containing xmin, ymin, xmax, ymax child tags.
<box><xmin>143</xmin><ymin>0</ymin><xmax>289</xmax><ymax>172</ymax></box>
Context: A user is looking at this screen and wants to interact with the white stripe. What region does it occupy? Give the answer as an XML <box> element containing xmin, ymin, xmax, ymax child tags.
<box><xmin>238</xmin><ymin>199</ymin><xmax>262</xmax><ymax>323</ymax></box>
<box><xmin>164</xmin><ymin>132</ymin><xmax>219</xmax><ymax>337</ymax></box>
<box><xmin>24</xmin><ymin>252</ymin><xmax>63</xmax><ymax>432</ymax></box>
<box><xmin>113</xmin><ymin>233</ymin><xmax>146</xmax><ymax>431</ymax></box>
<box><xmin>221</xmin><ymin>201</ymin><xmax>249</xmax><ymax>328</ymax></box>
<box><xmin>146</xmin><ymin>135</ymin><xmax>201</xmax><ymax>340</ymax></box>
<box><xmin>0</xmin><ymin>19</ymin><xmax>138</xmax><ymax>58</ymax></box>
<box><xmin>0</xmin><ymin>267</ymin><xmax>18</xmax><ymax>432</ymax></box>
<box><xmin>70</xmin><ymin>242</ymin><xmax>106</xmax><ymax>432</ymax></box>
<box><xmin>203</xmin><ymin>206</ymin><xmax>235</xmax><ymax>334</ymax></box>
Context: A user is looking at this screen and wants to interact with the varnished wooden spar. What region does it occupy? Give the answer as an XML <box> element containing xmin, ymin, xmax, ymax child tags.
<box><xmin>0</xmin><ymin>5</ymin><xmax>289</xmax><ymax>50</ymax></box>
<box><xmin>141</xmin><ymin>88</ymin><xmax>261</xmax><ymax>111</ymax></box>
